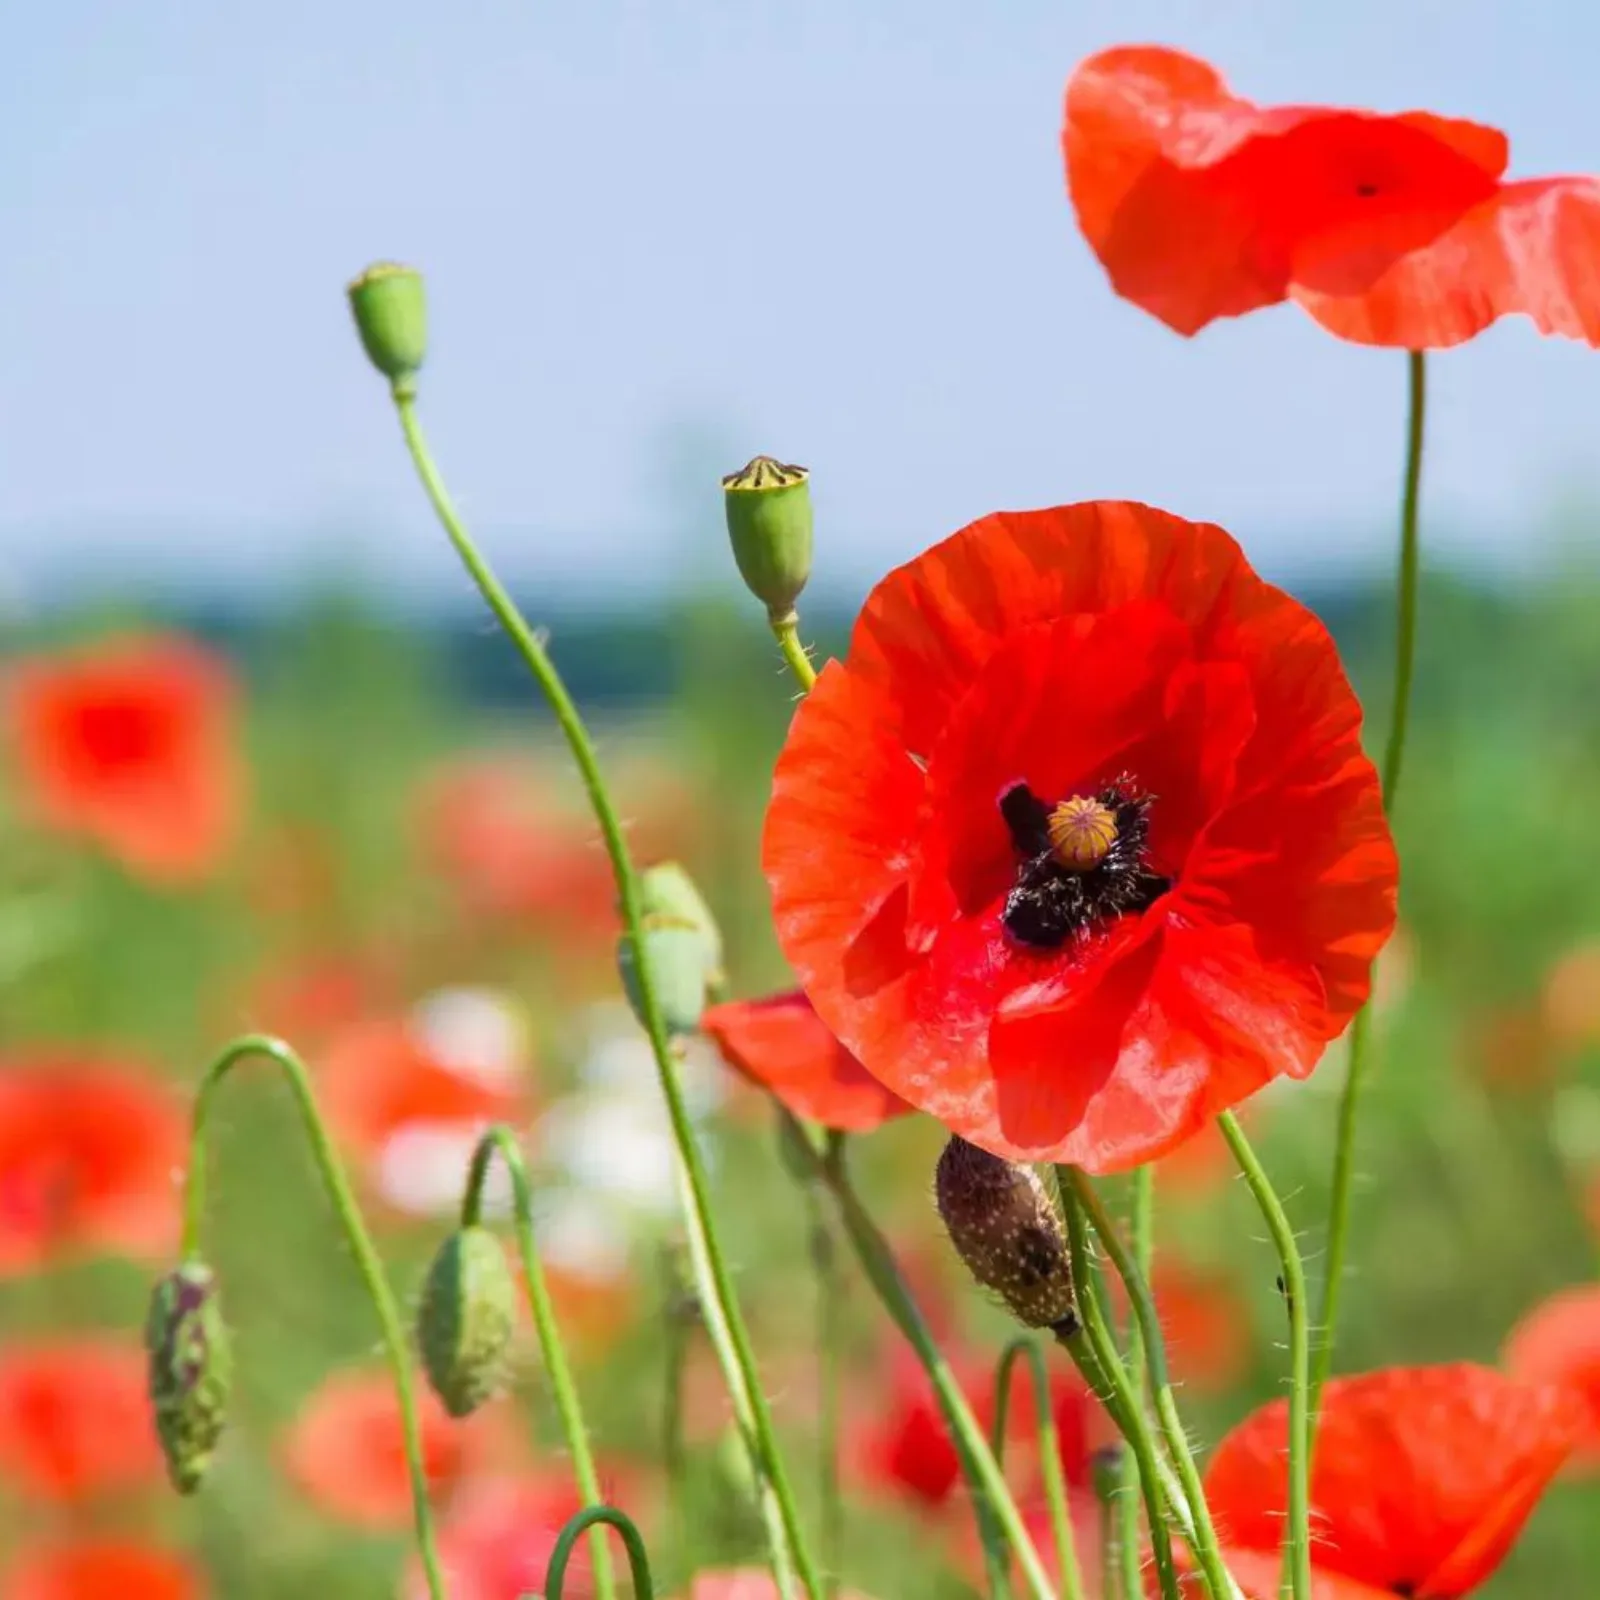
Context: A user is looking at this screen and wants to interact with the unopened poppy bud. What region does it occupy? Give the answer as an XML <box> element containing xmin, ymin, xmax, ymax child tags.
<box><xmin>347</xmin><ymin>262</ymin><xmax>427</xmax><ymax>390</ymax></box>
<box><xmin>417</xmin><ymin>1225</ymin><xmax>517</xmax><ymax>1418</ymax></box>
<box><xmin>617</xmin><ymin>914</ymin><xmax>709</xmax><ymax>1037</ymax></box>
<box><xmin>637</xmin><ymin>861</ymin><xmax>724</xmax><ymax>988</ymax></box>
<box><xmin>714</xmin><ymin>1423</ymin><xmax>762</xmax><ymax>1508</ymax></box>
<box><xmin>144</xmin><ymin>1262</ymin><xmax>231</xmax><ymax>1494</ymax></box>
<box><xmin>934</xmin><ymin>1136</ymin><xmax>1076</xmax><ymax>1332</ymax></box>
<box><xmin>1090</xmin><ymin>1442</ymin><xmax>1124</xmax><ymax>1506</ymax></box>
<box><xmin>721</xmin><ymin>456</ymin><xmax>813</xmax><ymax>620</ymax></box>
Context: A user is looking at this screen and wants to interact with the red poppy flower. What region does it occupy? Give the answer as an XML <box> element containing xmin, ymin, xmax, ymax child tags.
<box><xmin>3</xmin><ymin>1541</ymin><xmax>202</xmax><ymax>1600</ymax></box>
<box><xmin>700</xmin><ymin>990</ymin><xmax>914</xmax><ymax>1132</ymax></box>
<box><xmin>1172</xmin><ymin>1550</ymin><xmax>1396</xmax><ymax>1600</ymax></box>
<box><xmin>281</xmin><ymin>1367</ymin><xmax>516</xmax><ymax>1528</ymax></box>
<box><xmin>1063</xmin><ymin>46</ymin><xmax>1600</xmax><ymax>348</ymax></box>
<box><xmin>685</xmin><ymin>1572</ymin><xmax>877</xmax><ymax>1600</ymax></box>
<box><xmin>5</xmin><ymin>635</ymin><xmax>241</xmax><ymax>883</ymax></box>
<box><xmin>0</xmin><ymin>1340</ymin><xmax>163</xmax><ymax>1503</ymax></box>
<box><xmin>1504</xmin><ymin>1283</ymin><xmax>1600</xmax><ymax>1471</ymax></box>
<box><xmin>0</xmin><ymin>1057</ymin><xmax>184</xmax><ymax>1276</ymax></box>
<box><xmin>763</xmin><ymin>502</ymin><xmax>1396</xmax><ymax>1173</ymax></box>
<box><xmin>1204</xmin><ymin>1364</ymin><xmax>1584</xmax><ymax>1595</ymax></box>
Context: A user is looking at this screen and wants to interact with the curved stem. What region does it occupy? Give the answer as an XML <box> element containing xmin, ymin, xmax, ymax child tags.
<box><xmin>390</xmin><ymin>392</ymin><xmax>823</xmax><ymax>1600</ymax></box>
<box><xmin>807</xmin><ymin>1183</ymin><xmax>843</xmax><ymax>1599</ymax></box>
<box><xmin>544</xmin><ymin>1505</ymin><xmax>656</xmax><ymax>1600</ymax></box>
<box><xmin>1216</xmin><ymin>1113</ymin><xmax>1311</xmax><ymax>1600</ymax></box>
<box><xmin>1063</xmin><ymin>1168</ymin><xmax>1230</xmax><ymax>1600</ymax></box>
<box><xmin>1056</xmin><ymin>1183</ymin><xmax>1182</xmax><ymax>1600</ymax></box>
<box><xmin>1117</xmin><ymin>1170</ymin><xmax>1154</xmax><ymax>1600</ymax></box>
<box><xmin>771</xmin><ymin>614</ymin><xmax>818</xmax><ymax>691</ymax></box>
<box><xmin>993</xmin><ymin>1338</ymin><xmax>1086</xmax><ymax>1600</ymax></box>
<box><xmin>1315</xmin><ymin>348</ymin><xmax>1427</xmax><ymax>1413</ymax></box>
<box><xmin>462</xmin><ymin>1127</ymin><xmax>615</xmax><ymax>1600</ymax></box>
<box><xmin>181</xmin><ymin>1034</ymin><xmax>445</xmax><ymax>1600</ymax></box>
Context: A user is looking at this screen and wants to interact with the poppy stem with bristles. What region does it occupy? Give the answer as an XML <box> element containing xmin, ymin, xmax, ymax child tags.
<box><xmin>1315</xmin><ymin>348</ymin><xmax>1427</xmax><ymax>1420</ymax></box>
<box><xmin>773</xmin><ymin>612</ymin><xmax>819</xmax><ymax>692</ymax></box>
<box><xmin>181</xmin><ymin>1034</ymin><xmax>447</xmax><ymax>1600</ymax></box>
<box><xmin>386</xmin><ymin>386</ymin><xmax>825</xmax><ymax>1600</ymax></box>
<box><xmin>1062</xmin><ymin>1167</ymin><xmax>1236</xmax><ymax>1600</ymax></box>
<box><xmin>1117</xmin><ymin>1168</ymin><xmax>1155</xmax><ymax>1600</ymax></box>
<box><xmin>1216</xmin><ymin>1112</ymin><xmax>1313</xmax><ymax>1600</ymax></box>
<box><xmin>460</xmin><ymin>1126</ymin><xmax>615</xmax><ymax>1600</ymax></box>
<box><xmin>993</xmin><ymin>1337</ymin><xmax>1088</xmax><ymax>1600</ymax></box>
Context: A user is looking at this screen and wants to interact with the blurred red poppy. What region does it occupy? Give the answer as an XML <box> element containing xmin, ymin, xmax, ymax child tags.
<box><xmin>0</xmin><ymin>1340</ymin><xmax>162</xmax><ymax>1503</ymax></box>
<box><xmin>685</xmin><ymin>1573</ymin><xmax>877</xmax><ymax>1600</ymax></box>
<box><xmin>1204</xmin><ymin>1364</ymin><xmax>1584</xmax><ymax>1595</ymax></box>
<box><xmin>1504</xmin><ymin>1283</ymin><xmax>1600</xmax><ymax>1471</ymax></box>
<box><xmin>1063</xmin><ymin>46</ymin><xmax>1600</xmax><ymax>348</ymax></box>
<box><xmin>1175</xmin><ymin>1549</ymin><xmax>1396</xmax><ymax>1600</ymax></box>
<box><xmin>0</xmin><ymin>1056</ymin><xmax>183</xmax><ymax>1276</ymax></box>
<box><xmin>764</xmin><ymin>502</ymin><xmax>1396</xmax><ymax>1173</ymax></box>
<box><xmin>282</xmin><ymin>1367</ymin><xmax>516</xmax><ymax>1528</ymax></box>
<box><xmin>701</xmin><ymin>990</ymin><xmax>913</xmax><ymax>1132</ymax></box>
<box><xmin>6</xmin><ymin>636</ymin><xmax>241</xmax><ymax>884</ymax></box>
<box><xmin>3</xmin><ymin>1541</ymin><xmax>202</xmax><ymax>1600</ymax></box>
<box><xmin>409</xmin><ymin>1469</ymin><xmax>646</xmax><ymax>1600</ymax></box>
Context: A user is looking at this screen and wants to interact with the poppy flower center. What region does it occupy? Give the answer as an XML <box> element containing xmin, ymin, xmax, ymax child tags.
<box><xmin>998</xmin><ymin>777</ymin><xmax>1169</xmax><ymax>948</ymax></box>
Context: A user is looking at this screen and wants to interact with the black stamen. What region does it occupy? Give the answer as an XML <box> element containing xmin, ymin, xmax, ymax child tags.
<box><xmin>999</xmin><ymin>777</ymin><xmax>1169</xmax><ymax>949</ymax></box>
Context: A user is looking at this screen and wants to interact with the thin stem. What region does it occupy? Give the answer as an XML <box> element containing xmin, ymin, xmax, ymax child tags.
<box><xmin>1056</xmin><ymin>1183</ymin><xmax>1182</xmax><ymax>1600</ymax></box>
<box><xmin>1117</xmin><ymin>1170</ymin><xmax>1154</xmax><ymax>1600</ymax></box>
<box><xmin>181</xmin><ymin>1034</ymin><xmax>445</xmax><ymax>1600</ymax></box>
<box><xmin>545</xmin><ymin>1505</ymin><xmax>656</xmax><ymax>1600</ymax></box>
<box><xmin>1315</xmin><ymin>348</ymin><xmax>1427</xmax><ymax>1413</ymax></box>
<box><xmin>807</xmin><ymin>1182</ymin><xmax>844</xmax><ymax>1599</ymax></box>
<box><xmin>1064</xmin><ymin>1168</ymin><xmax>1231</xmax><ymax>1600</ymax></box>
<box><xmin>771</xmin><ymin>613</ymin><xmax>818</xmax><ymax>691</ymax></box>
<box><xmin>1099</xmin><ymin>1490</ymin><xmax>1118</xmax><ymax>1600</ymax></box>
<box><xmin>993</xmin><ymin>1338</ymin><xmax>1087</xmax><ymax>1600</ymax></box>
<box><xmin>1216</xmin><ymin>1113</ymin><xmax>1312</xmax><ymax>1600</ymax></box>
<box><xmin>390</xmin><ymin>392</ymin><xmax>824</xmax><ymax>1600</ymax></box>
<box><xmin>462</xmin><ymin>1127</ymin><xmax>615</xmax><ymax>1600</ymax></box>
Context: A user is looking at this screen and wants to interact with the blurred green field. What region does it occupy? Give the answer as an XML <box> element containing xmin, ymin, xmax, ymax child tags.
<box><xmin>2</xmin><ymin>564</ymin><xmax>1599</xmax><ymax>1599</ymax></box>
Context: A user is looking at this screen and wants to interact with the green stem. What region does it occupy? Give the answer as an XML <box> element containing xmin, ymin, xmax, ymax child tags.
<box><xmin>659</xmin><ymin>1245</ymin><xmax>694</xmax><ymax>1579</ymax></box>
<box><xmin>545</xmin><ymin>1506</ymin><xmax>656</xmax><ymax>1600</ymax></box>
<box><xmin>1216</xmin><ymin>1114</ymin><xmax>1312</xmax><ymax>1600</ymax></box>
<box><xmin>181</xmin><ymin>1034</ymin><xmax>445</xmax><ymax>1600</ymax></box>
<box><xmin>1056</xmin><ymin>1184</ymin><xmax>1182</xmax><ymax>1600</ymax></box>
<box><xmin>1314</xmin><ymin>348</ymin><xmax>1427</xmax><ymax>1413</ymax></box>
<box><xmin>808</xmin><ymin>1180</ymin><xmax>844</xmax><ymax>1599</ymax></box>
<box><xmin>992</xmin><ymin>1338</ymin><xmax>1087</xmax><ymax>1600</ymax></box>
<box><xmin>1098</xmin><ymin>1488</ymin><xmax>1117</xmax><ymax>1600</ymax></box>
<box><xmin>789</xmin><ymin>1126</ymin><xmax>1050</xmax><ymax>1600</ymax></box>
<box><xmin>390</xmin><ymin>392</ymin><xmax>823</xmax><ymax>1600</ymax></box>
<box><xmin>1118</xmin><ymin>1170</ymin><xmax>1154</xmax><ymax>1600</ymax></box>
<box><xmin>1063</xmin><ymin>1168</ymin><xmax>1230</xmax><ymax>1600</ymax></box>
<box><xmin>462</xmin><ymin>1127</ymin><xmax>615</xmax><ymax>1600</ymax></box>
<box><xmin>771</xmin><ymin>613</ymin><xmax>819</xmax><ymax>691</ymax></box>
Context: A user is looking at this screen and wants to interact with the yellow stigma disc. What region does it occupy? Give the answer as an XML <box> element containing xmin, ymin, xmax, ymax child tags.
<box><xmin>1047</xmin><ymin>795</ymin><xmax>1118</xmax><ymax>871</ymax></box>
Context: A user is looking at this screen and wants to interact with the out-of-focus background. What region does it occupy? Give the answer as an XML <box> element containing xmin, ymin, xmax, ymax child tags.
<box><xmin>2</xmin><ymin>4</ymin><xmax>1599</xmax><ymax>1597</ymax></box>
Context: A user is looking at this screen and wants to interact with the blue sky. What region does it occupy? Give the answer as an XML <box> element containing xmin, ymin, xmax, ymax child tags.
<box><xmin>3</xmin><ymin>0</ymin><xmax>1599</xmax><ymax>608</ymax></box>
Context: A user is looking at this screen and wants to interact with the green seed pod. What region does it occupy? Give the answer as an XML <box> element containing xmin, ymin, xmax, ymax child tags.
<box><xmin>721</xmin><ymin>455</ymin><xmax>814</xmax><ymax>620</ymax></box>
<box><xmin>144</xmin><ymin>1261</ymin><xmax>232</xmax><ymax>1495</ymax></box>
<box><xmin>617</xmin><ymin>914</ymin><xmax>710</xmax><ymax>1037</ymax></box>
<box><xmin>934</xmin><ymin>1136</ymin><xmax>1077</xmax><ymax>1332</ymax></box>
<box><xmin>417</xmin><ymin>1225</ymin><xmax>517</xmax><ymax>1418</ymax></box>
<box><xmin>637</xmin><ymin>861</ymin><xmax>724</xmax><ymax>989</ymax></box>
<box><xmin>347</xmin><ymin>262</ymin><xmax>427</xmax><ymax>389</ymax></box>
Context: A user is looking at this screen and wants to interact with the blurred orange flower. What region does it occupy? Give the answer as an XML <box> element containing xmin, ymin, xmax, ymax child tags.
<box><xmin>282</xmin><ymin>1367</ymin><xmax>516</xmax><ymax>1528</ymax></box>
<box><xmin>0</xmin><ymin>1340</ymin><xmax>163</xmax><ymax>1503</ymax></box>
<box><xmin>2</xmin><ymin>1541</ymin><xmax>202</xmax><ymax>1600</ymax></box>
<box><xmin>5</xmin><ymin>636</ymin><xmax>241</xmax><ymax>884</ymax></box>
<box><xmin>0</xmin><ymin>1056</ymin><xmax>183</xmax><ymax>1276</ymax></box>
<box><xmin>1504</xmin><ymin>1283</ymin><xmax>1600</xmax><ymax>1471</ymax></box>
<box><xmin>1542</xmin><ymin>942</ymin><xmax>1600</xmax><ymax>1052</ymax></box>
<box><xmin>701</xmin><ymin>990</ymin><xmax>913</xmax><ymax>1133</ymax></box>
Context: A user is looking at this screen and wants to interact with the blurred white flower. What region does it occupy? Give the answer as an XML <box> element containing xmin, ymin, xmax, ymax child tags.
<box><xmin>411</xmin><ymin>985</ymin><xmax>530</xmax><ymax>1091</ymax></box>
<box><xmin>375</xmin><ymin>1120</ymin><xmax>513</xmax><ymax>1220</ymax></box>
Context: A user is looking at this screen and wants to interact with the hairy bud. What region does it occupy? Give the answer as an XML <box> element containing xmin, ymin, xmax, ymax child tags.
<box><xmin>145</xmin><ymin>1261</ymin><xmax>232</xmax><ymax>1494</ymax></box>
<box><xmin>617</xmin><ymin>914</ymin><xmax>710</xmax><ymax>1037</ymax></box>
<box><xmin>417</xmin><ymin>1225</ymin><xmax>517</xmax><ymax>1418</ymax></box>
<box><xmin>934</xmin><ymin>1136</ymin><xmax>1076</xmax><ymax>1332</ymax></box>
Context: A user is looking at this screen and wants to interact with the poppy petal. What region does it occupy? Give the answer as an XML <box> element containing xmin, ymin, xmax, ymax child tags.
<box><xmin>1503</xmin><ymin>1282</ymin><xmax>1600</xmax><ymax>1471</ymax></box>
<box><xmin>1204</xmin><ymin>1363</ymin><xmax>1585</xmax><ymax>1595</ymax></box>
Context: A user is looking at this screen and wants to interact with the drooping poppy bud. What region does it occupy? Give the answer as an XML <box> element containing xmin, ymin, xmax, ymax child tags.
<box><xmin>721</xmin><ymin>456</ymin><xmax>814</xmax><ymax>620</ymax></box>
<box><xmin>347</xmin><ymin>262</ymin><xmax>428</xmax><ymax>390</ymax></box>
<box><xmin>416</xmin><ymin>1225</ymin><xmax>517</xmax><ymax>1418</ymax></box>
<box><xmin>934</xmin><ymin>1136</ymin><xmax>1076</xmax><ymax>1332</ymax></box>
<box><xmin>617</xmin><ymin>915</ymin><xmax>710</xmax><ymax>1037</ymax></box>
<box><xmin>638</xmin><ymin>861</ymin><xmax>725</xmax><ymax>989</ymax></box>
<box><xmin>144</xmin><ymin>1261</ymin><xmax>232</xmax><ymax>1494</ymax></box>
